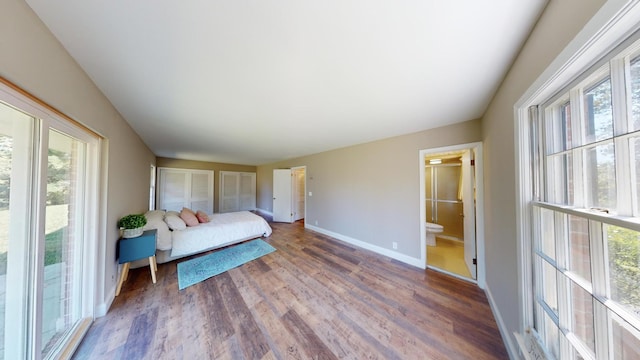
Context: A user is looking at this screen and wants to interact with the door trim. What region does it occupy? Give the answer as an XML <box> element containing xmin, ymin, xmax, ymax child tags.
<box><xmin>419</xmin><ymin>142</ymin><xmax>485</xmax><ymax>288</ymax></box>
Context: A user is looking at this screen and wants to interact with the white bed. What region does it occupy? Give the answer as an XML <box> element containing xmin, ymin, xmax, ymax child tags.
<box><xmin>131</xmin><ymin>210</ymin><xmax>272</xmax><ymax>268</ymax></box>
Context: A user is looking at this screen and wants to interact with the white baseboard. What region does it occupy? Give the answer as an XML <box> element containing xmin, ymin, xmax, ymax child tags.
<box><xmin>96</xmin><ymin>285</ymin><xmax>115</xmax><ymax>317</ymax></box>
<box><xmin>256</xmin><ymin>208</ymin><xmax>273</xmax><ymax>217</ymax></box>
<box><xmin>304</xmin><ymin>224</ymin><xmax>424</xmax><ymax>269</ymax></box>
<box><xmin>485</xmin><ymin>284</ymin><xmax>518</xmax><ymax>360</ymax></box>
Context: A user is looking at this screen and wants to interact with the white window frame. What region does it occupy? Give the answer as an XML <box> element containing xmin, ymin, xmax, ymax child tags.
<box><xmin>0</xmin><ymin>79</ymin><xmax>101</xmax><ymax>359</ymax></box>
<box><xmin>515</xmin><ymin>1</ymin><xmax>640</xmax><ymax>359</ymax></box>
<box><xmin>149</xmin><ymin>164</ymin><xmax>156</xmax><ymax>211</ymax></box>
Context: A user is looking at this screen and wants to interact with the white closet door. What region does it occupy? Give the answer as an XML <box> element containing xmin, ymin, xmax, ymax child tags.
<box><xmin>219</xmin><ymin>171</ymin><xmax>256</xmax><ymax>213</ymax></box>
<box><xmin>158</xmin><ymin>168</ymin><xmax>214</xmax><ymax>212</ymax></box>
<box><xmin>239</xmin><ymin>172</ymin><xmax>256</xmax><ymax>210</ymax></box>
<box><xmin>190</xmin><ymin>171</ymin><xmax>214</xmax><ymax>213</ymax></box>
<box><xmin>220</xmin><ymin>172</ymin><xmax>240</xmax><ymax>212</ymax></box>
<box><xmin>158</xmin><ymin>169</ymin><xmax>188</xmax><ymax>211</ymax></box>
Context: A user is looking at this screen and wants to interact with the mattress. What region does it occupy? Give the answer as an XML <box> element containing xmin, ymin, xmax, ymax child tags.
<box><xmin>170</xmin><ymin>211</ymin><xmax>272</xmax><ymax>258</ymax></box>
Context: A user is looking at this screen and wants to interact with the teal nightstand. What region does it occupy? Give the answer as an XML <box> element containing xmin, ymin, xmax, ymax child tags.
<box><xmin>116</xmin><ymin>229</ymin><xmax>157</xmax><ymax>296</ymax></box>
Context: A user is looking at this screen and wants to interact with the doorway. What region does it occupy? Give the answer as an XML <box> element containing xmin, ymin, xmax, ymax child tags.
<box><xmin>419</xmin><ymin>143</ymin><xmax>484</xmax><ymax>287</ymax></box>
<box><xmin>272</xmin><ymin>166</ymin><xmax>306</xmax><ymax>223</ymax></box>
<box><xmin>292</xmin><ymin>167</ymin><xmax>305</xmax><ymax>221</ymax></box>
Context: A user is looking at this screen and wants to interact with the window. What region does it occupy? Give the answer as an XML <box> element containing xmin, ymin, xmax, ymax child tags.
<box><xmin>0</xmin><ymin>80</ymin><xmax>100</xmax><ymax>359</ymax></box>
<box><xmin>149</xmin><ymin>164</ymin><xmax>156</xmax><ymax>210</ymax></box>
<box><xmin>530</xmin><ymin>38</ymin><xmax>640</xmax><ymax>359</ymax></box>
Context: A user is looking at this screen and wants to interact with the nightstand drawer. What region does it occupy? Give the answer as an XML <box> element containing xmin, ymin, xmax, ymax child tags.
<box><xmin>118</xmin><ymin>229</ymin><xmax>156</xmax><ymax>263</ymax></box>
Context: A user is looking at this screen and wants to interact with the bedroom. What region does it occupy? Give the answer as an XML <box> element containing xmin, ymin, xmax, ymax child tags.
<box><xmin>2</xmin><ymin>0</ymin><xmax>640</xmax><ymax>359</ymax></box>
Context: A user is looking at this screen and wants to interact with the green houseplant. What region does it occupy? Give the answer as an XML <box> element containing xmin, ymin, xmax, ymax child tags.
<box><xmin>118</xmin><ymin>214</ymin><xmax>147</xmax><ymax>238</ymax></box>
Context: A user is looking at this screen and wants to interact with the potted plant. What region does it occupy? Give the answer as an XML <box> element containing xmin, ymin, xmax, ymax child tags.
<box><xmin>118</xmin><ymin>214</ymin><xmax>147</xmax><ymax>238</ymax></box>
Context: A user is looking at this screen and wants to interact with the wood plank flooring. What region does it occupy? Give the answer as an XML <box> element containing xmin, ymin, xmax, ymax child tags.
<box><xmin>73</xmin><ymin>220</ymin><xmax>508</xmax><ymax>359</ymax></box>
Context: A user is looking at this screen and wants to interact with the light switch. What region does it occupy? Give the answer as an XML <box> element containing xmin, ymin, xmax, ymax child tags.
<box><xmin>308</xmin><ymin>192</ymin><xmax>313</xmax><ymax>196</ymax></box>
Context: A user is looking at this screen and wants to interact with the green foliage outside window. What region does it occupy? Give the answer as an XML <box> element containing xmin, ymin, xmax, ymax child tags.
<box><xmin>608</xmin><ymin>226</ymin><xmax>640</xmax><ymax>317</ymax></box>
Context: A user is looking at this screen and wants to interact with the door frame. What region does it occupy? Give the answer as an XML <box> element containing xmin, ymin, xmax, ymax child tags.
<box><xmin>419</xmin><ymin>142</ymin><xmax>485</xmax><ymax>288</ymax></box>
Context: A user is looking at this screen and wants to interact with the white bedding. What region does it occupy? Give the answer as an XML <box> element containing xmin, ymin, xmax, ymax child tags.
<box><xmin>170</xmin><ymin>211</ymin><xmax>272</xmax><ymax>257</ymax></box>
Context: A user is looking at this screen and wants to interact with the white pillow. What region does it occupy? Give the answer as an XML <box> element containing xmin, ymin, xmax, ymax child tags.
<box><xmin>166</xmin><ymin>210</ymin><xmax>180</xmax><ymax>217</ymax></box>
<box><xmin>142</xmin><ymin>214</ymin><xmax>172</xmax><ymax>250</ymax></box>
<box><xmin>144</xmin><ymin>210</ymin><xmax>165</xmax><ymax>221</ymax></box>
<box><xmin>165</xmin><ymin>213</ymin><xmax>187</xmax><ymax>231</ymax></box>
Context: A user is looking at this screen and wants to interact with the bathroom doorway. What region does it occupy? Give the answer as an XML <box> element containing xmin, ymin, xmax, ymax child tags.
<box><xmin>419</xmin><ymin>142</ymin><xmax>484</xmax><ymax>286</ymax></box>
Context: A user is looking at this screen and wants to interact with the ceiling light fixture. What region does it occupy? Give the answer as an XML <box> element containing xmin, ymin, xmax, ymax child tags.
<box><xmin>429</xmin><ymin>159</ymin><xmax>442</xmax><ymax>165</ymax></box>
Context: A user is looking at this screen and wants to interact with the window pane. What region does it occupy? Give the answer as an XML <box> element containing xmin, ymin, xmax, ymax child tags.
<box><xmin>583</xmin><ymin>77</ymin><xmax>613</xmax><ymax>143</ymax></box>
<box><xmin>611</xmin><ymin>311</ymin><xmax>640</xmax><ymax>359</ymax></box>
<box><xmin>0</xmin><ymin>109</ymin><xmax>11</xmax><ymax>360</ymax></box>
<box><xmin>632</xmin><ymin>136</ymin><xmax>640</xmax><ymax>216</ymax></box>
<box><xmin>540</xmin><ymin>208</ymin><xmax>556</xmax><ymax>260</ymax></box>
<box><xmin>541</xmin><ymin>258</ymin><xmax>558</xmax><ymax>314</ymax></box>
<box><xmin>568</xmin><ymin>215</ymin><xmax>591</xmax><ymax>283</ymax></box>
<box><xmin>41</xmin><ymin>130</ymin><xmax>85</xmax><ymax>357</ymax></box>
<box><xmin>630</xmin><ymin>57</ymin><xmax>640</xmax><ymax>132</ymax></box>
<box><xmin>0</xmin><ymin>102</ymin><xmax>34</xmax><ymax>360</ymax></box>
<box><xmin>606</xmin><ymin>225</ymin><xmax>640</xmax><ymax>320</ymax></box>
<box><xmin>571</xmin><ymin>281</ymin><xmax>595</xmax><ymax>353</ymax></box>
<box><xmin>584</xmin><ymin>142</ymin><xmax>616</xmax><ymax>210</ymax></box>
<box><xmin>543</xmin><ymin>310</ymin><xmax>560</xmax><ymax>359</ymax></box>
<box><xmin>547</xmin><ymin>153</ymin><xmax>573</xmax><ymax>205</ymax></box>
<box><xmin>547</xmin><ymin>102</ymin><xmax>573</xmax><ymax>153</ymax></box>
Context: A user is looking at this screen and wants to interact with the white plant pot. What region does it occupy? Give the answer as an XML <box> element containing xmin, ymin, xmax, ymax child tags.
<box><xmin>122</xmin><ymin>227</ymin><xmax>143</xmax><ymax>238</ymax></box>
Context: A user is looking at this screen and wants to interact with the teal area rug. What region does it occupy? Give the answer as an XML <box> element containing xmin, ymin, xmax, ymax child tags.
<box><xmin>177</xmin><ymin>239</ymin><xmax>276</xmax><ymax>290</ymax></box>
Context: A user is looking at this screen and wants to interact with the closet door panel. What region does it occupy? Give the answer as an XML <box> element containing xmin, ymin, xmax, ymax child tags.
<box><xmin>158</xmin><ymin>168</ymin><xmax>214</xmax><ymax>213</ymax></box>
<box><xmin>190</xmin><ymin>172</ymin><xmax>214</xmax><ymax>213</ymax></box>
<box><xmin>239</xmin><ymin>173</ymin><xmax>256</xmax><ymax>210</ymax></box>
<box><xmin>219</xmin><ymin>171</ymin><xmax>256</xmax><ymax>212</ymax></box>
<box><xmin>220</xmin><ymin>172</ymin><xmax>239</xmax><ymax>213</ymax></box>
<box><xmin>159</xmin><ymin>170</ymin><xmax>188</xmax><ymax>211</ymax></box>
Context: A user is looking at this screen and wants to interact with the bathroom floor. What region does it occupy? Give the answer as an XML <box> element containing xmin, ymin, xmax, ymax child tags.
<box><xmin>427</xmin><ymin>237</ymin><xmax>472</xmax><ymax>279</ymax></box>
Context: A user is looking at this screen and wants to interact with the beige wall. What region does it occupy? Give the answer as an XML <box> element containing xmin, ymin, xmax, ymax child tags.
<box><xmin>480</xmin><ymin>0</ymin><xmax>606</xmax><ymax>350</ymax></box>
<box><xmin>257</xmin><ymin>119</ymin><xmax>481</xmax><ymax>255</ymax></box>
<box><xmin>1</xmin><ymin>0</ymin><xmax>156</xmax><ymax>311</ymax></box>
<box><xmin>156</xmin><ymin>157</ymin><xmax>256</xmax><ymax>213</ymax></box>
<box><xmin>1</xmin><ymin>0</ymin><xmax>611</xmax><ymax>346</ymax></box>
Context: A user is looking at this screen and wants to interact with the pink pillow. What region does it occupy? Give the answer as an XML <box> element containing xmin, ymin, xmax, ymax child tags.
<box><xmin>180</xmin><ymin>207</ymin><xmax>199</xmax><ymax>227</ymax></box>
<box><xmin>196</xmin><ymin>210</ymin><xmax>210</xmax><ymax>223</ymax></box>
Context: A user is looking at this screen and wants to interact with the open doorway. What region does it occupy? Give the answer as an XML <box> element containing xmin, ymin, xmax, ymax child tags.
<box><xmin>273</xmin><ymin>166</ymin><xmax>306</xmax><ymax>223</ymax></box>
<box><xmin>419</xmin><ymin>142</ymin><xmax>484</xmax><ymax>287</ymax></box>
<box><xmin>292</xmin><ymin>167</ymin><xmax>305</xmax><ymax>222</ymax></box>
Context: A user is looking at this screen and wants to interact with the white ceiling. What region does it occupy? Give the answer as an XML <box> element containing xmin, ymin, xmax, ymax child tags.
<box><xmin>25</xmin><ymin>0</ymin><xmax>546</xmax><ymax>165</ymax></box>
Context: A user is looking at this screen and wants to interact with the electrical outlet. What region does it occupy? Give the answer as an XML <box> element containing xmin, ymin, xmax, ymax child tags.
<box><xmin>392</xmin><ymin>242</ymin><xmax>398</xmax><ymax>250</ymax></box>
<box><xmin>315</xmin><ymin>220</ymin><xmax>318</xmax><ymax>225</ymax></box>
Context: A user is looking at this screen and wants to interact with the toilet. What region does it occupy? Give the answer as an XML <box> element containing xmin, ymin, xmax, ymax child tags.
<box><xmin>425</xmin><ymin>222</ymin><xmax>444</xmax><ymax>246</ymax></box>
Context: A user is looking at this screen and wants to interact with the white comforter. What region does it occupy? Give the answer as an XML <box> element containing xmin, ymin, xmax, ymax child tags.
<box><xmin>170</xmin><ymin>211</ymin><xmax>272</xmax><ymax>257</ymax></box>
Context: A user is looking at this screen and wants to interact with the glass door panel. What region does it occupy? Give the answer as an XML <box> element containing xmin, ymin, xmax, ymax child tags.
<box><xmin>0</xmin><ymin>102</ymin><xmax>34</xmax><ymax>360</ymax></box>
<box><xmin>41</xmin><ymin>129</ymin><xmax>85</xmax><ymax>357</ymax></box>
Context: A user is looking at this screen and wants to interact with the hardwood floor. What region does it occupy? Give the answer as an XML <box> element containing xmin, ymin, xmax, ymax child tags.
<box><xmin>73</xmin><ymin>220</ymin><xmax>508</xmax><ymax>359</ymax></box>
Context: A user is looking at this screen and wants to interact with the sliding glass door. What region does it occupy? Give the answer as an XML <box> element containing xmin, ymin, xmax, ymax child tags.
<box><xmin>0</xmin><ymin>100</ymin><xmax>34</xmax><ymax>359</ymax></box>
<box><xmin>0</xmin><ymin>85</ymin><xmax>99</xmax><ymax>359</ymax></box>
<box><xmin>41</xmin><ymin>129</ymin><xmax>89</xmax><ymax>357</ymax></box>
